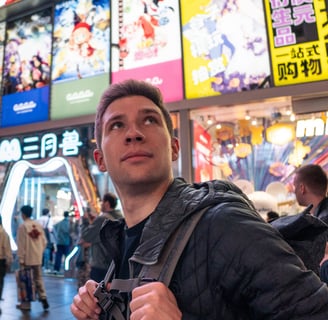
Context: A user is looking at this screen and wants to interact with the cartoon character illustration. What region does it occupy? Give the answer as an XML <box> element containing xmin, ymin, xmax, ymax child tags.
<box><xmin>52</xmin><ymin>0</ymin><xmax>109</xmax><ymax>82</ymax></box>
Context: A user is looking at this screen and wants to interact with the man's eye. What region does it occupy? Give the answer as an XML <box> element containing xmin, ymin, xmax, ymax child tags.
<box><xmin>110</xmin><ymin>122</ymin><xmax>123</xmax><ymax>130</ymax></box>
<box><xmin>144</xmin><ymin>116</ymin><xmax>157</xmax><ymax>125</ymax></box>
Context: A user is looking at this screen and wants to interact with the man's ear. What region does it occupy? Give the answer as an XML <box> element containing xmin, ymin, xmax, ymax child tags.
<box><xmin>93</xmin><ymin>149</ymin><xmax>107</xmax><ymax>172</ymax></box>
<box><xmin>171</xmin><ymin>137</ymin><xmax>180</xmax><ymax>161</ymax></box>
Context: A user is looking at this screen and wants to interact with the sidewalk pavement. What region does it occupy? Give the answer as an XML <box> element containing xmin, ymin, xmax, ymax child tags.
<box><xmin>0</xmin><ymin>271</ymin><xmax>78</xmax><ymax>319</ymax></box>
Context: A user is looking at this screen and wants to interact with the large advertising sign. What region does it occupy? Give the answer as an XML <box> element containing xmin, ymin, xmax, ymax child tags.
<box><xmin>181</xmin><ymin>0</ymin><xmax>271</xmax><ymax>99</ymax></box>
<box><xmin>1</xmin><ymin>9</ymin><xmax>52</xmax><ymax>127</ymax></box>
<box><xmin>51</xmin><ymin>0</ymin><xmax>110</xmax><ymax>119</ymax></box>
<box><xmin>264</xmin><ymin>0</ymin><xmax>328</xmax><ymax>86</ymax></box>
<box><xmin>111</xmin><ymin>0</ymin><xmax>183</xmax><ymax>103</ymax></box>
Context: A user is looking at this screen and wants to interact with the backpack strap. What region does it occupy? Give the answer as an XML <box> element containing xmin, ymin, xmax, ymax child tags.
<box><xmin>139</xmin><ymin>206</ymin><xmax>210</xmax><ymax>285</ymax></box>
<box><xmin>94</xmin><ymin>206</ymin><xmax>209</xmax><ymax>318</ymax></box>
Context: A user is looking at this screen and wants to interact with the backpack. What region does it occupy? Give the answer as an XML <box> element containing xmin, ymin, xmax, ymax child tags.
<box><xmin>270</xmin><ymin>205</ymin><xmax>328</xmax><ymax>276</ymax></box>
<box><xmin>94</xmin><ymin>206</ymin><xmax>209</xmax><ymax>320</ymax></box>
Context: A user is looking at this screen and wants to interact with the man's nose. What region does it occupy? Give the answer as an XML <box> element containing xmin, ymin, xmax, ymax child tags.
<box><xmin>125</xmin><ymin>125</ymin><xmax>145</xmax><ymax>143</ymax></box>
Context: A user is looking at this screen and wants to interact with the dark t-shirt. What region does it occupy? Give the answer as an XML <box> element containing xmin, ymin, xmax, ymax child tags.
<box><xmin>118</xmin><ymin>217</ymin><xmax>148</xmax><ymax>279</ymax></box>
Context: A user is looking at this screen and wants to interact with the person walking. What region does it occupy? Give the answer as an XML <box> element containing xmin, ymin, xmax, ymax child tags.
<box><xmin>0</xmin><ymin>215</ymin><xmax>13</xmax><ymax>301</ymax></box>
<box><xmin>53</xmin><ymin>211</ymin><xmax>71</xmax><ymax>274</ymax></box>
<box><xmin>37</xmin><ymin>208</ymin><xmax>55</xmax><ymax>272</ymax></box>
<box><xmin>71</xmin><ymin>79</ymin><xmax>328</xmax><ymax>319</ymax></box>
<box><xmin>16</xmin><ymin>205</ymin><xmax>49</xmax><ymax>311</ymax></box>
<box><xmin>81</xmin><ymin>193</ymin><xmax>122</xmax><ymax>282</ymax></box>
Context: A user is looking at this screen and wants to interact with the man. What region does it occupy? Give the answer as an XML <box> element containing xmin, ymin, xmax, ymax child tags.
<box><xmin>81</xmin><ymin>193</ymin><xmax>122</xmax><ymax>282</ymax></box>
<box><xmin>16</xmin><ymin>205</ymin><xmax>49</xmax><ymax>311</ymax></box>
<box><xmin>53</xmin><ymin>211</ymin><xmax>71</xmax><ymax>274</ymax></box>
<box><xmin>71</xmin><ymin>79</ymin><xmax>328</xmax><ymax>319</ymax></box>
<box><xmin>293</xmin><ymin>164</ymin><xmax>328</xmax><ymax>282</ymax></box>
<box><xmin>0</xmin><ymin>215</ymin><xmax>13</xmax><ymax>301</ymax></box>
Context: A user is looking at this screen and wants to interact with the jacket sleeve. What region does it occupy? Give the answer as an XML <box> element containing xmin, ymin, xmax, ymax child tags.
<box><xmin>4</xmin><ymin>232</ymin><xmax>13</xmax><ymax>265</ymax></box>
<box><xmin>207</xmin><ymin>203</ymin><xmax>328</xmax><ymax>319</ymax></box>
<box><xmin>81</xmin><ymin>217</ymin><xmax>103</xmax><ymax>243</ymax></box>
<box><xmin>16</xmin><ymin>224</ymin><xmax>26</xmax><ymax>265</ymax></box>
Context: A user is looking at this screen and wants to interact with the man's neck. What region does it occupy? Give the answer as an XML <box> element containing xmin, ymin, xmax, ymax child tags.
<box><xmin>117</xmin><ymin>178</ymin><xmax>173</xmax><ymax>228</ymax></box>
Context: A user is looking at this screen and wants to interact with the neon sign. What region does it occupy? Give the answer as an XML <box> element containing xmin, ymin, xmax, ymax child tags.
<box><xmin>296</xmin><ymin>118</ymin><xmax>328</xmax><ymax>137</ymax></box>
<box><xmin>0</xmin><ymin>129</ymin><xmax>83</xmax><ymax>163</ymax></box>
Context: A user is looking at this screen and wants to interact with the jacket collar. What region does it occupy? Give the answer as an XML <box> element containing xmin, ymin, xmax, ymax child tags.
<box><xmin>100</xmin><ymin>178</ymin><xmax>254</xmax><ymax>265</ymax></box>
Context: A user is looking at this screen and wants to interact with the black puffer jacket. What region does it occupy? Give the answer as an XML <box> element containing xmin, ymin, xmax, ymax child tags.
<box><xmin>100</xmin><ymin>178</ymin><xmax>328</xmax><ymax>319</ymax></box>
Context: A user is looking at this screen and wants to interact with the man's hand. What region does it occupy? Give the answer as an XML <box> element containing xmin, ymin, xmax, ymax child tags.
<box><xmin>130</xmin><ymin>282</ymin><xmax>182</xmax><ymax>320</ymax></box>
<box><xmin>71</xmin><ymin>280</ymin><xmax>102</xmax><ymax>319</ymax></box>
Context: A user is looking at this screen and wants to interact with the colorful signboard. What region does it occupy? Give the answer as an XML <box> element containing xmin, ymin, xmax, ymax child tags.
<box><xmin>1</xmin><ymin>9</ymin><xmax>52</xmax><ymax>127</ymax></box>
<box><xmin>181</xmin><ymin>0</ymin><xmax>271</xmax><ymax>99</ymax></box>
<box><xmin>111</xmin><ymin>0</ymin><xmax>183</xmax><ymax>103</ymax></box>
<box><xmin>264</xmin><ymin>0</ymin><xmax>328</xmax><ymax>86</ymax></box>
<box><xmin>193</xmin><ymin>121</ymin><xmax>213</xmax><ymax>182</ymax></box>
<box><xmin>51</xmin><ymin>0</ymin><xmax>110</xmax><ymax>119</ymax></box>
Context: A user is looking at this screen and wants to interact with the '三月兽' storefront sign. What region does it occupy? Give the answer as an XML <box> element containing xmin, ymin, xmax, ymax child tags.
<box><xmin>0</xmin><ymin>129</ymin><xmax>83</xmax><ymax>163</ymax></box>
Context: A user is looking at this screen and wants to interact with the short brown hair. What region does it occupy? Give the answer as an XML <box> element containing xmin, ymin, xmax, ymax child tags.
<box><xmin>94</xmin><ymin>79</ymin><xmax>174</xmax><ymax>148</ymax></box>
<box><xmin>295</xmin><ymin>164</ymin><xmax>328</xmax><ymax>197</ymax></box>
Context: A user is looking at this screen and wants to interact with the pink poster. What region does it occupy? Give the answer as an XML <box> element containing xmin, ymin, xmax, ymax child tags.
<box><xmin>111</xmin><ymin>0</ymin><xmax>183</xmax><ymax>103</ymax></box>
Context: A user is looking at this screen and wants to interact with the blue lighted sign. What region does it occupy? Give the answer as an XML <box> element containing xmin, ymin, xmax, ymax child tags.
<box><xmin>1</xmin><ymin>86</ymin><xmax>49</xmax><ymax>127</ymax></box>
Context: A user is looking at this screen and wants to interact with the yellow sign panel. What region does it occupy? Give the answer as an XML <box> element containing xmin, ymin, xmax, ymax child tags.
<box><xmin>264</xmin><ymin>0</ymin><xmax>328</xmax><ymax>86</ymax></box>
<box><xmin>181</xmin><ymin>0</ymin><xmax>271</xmax><ymax>99</ymax></box>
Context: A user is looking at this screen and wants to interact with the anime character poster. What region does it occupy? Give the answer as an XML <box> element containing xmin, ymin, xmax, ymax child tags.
<box><xmin>181</xmin><ymin>0</ymin><xmax>272</xmax><ymax>99</ymax></box>
<box><xmin>111</xmin><ymin>0</ymin><xmax>183</xmax><ymax>103</ymax></box>
<box><xmin>1</xmin><ymin>9</ymin><xmax>52</xmax><ymax>128</ymax></box>
<box><xmin>51</xmin><ymin>0</ymin><xmax>110</xmax><ymax>119</ymax></box>
<box><xmin>263</xmin><ymin>0</ymin><xmax>328</xmax><ymax>86</ymax></box>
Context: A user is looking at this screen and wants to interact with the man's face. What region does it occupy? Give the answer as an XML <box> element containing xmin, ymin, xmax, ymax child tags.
<box><xmin>94</xmin><ymin>96</ymin><xmax>179</xmax><ymax>189</ymax></box>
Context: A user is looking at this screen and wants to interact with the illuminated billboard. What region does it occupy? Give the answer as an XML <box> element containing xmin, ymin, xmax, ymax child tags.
<box><xmin>51</xmin><ymin>0</ymin><xmax>110</xmax><ymax>119</ymax></box>
<box><xmin>1</xmin><ymin>9</ymin><xmax>52</xmax><ymax>127</ymax></box>
<box><xmin>111</xmin><ymin>0</ymin><xmax>183</xmax><ymax>103</ymax></box>
<box><xmin>264</xmin><ymin>0</ymin><xmax>328</xmax><ymax>86</ymax></box>
<box><xmin>181</xmin><ymin>0</ymin><xmax>271</xmax><ymax>99</ymax></box>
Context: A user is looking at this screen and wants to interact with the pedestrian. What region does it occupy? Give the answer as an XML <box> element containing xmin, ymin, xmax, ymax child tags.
<box><xmin>37</xmin><ymin>208</ymin><xmax>55</xmax><ymax>272</ymax></box>
<box><xmin>0</xmin><ymin>214</ymin><xmax>13</xmax><ymax>301</ymax></box>
<box><xmin>293</xmin><ymin>164</ymin><xmax>328</xmax><ymax>282</ymax></box>
<box><xmin>81</xmin><ymin>193</ymin><xmax>122</xmax><ymax>282</ymax></box>
<box><xmin>71</xmin><ymin>79</ymin><xmax>328</xmax><ymax>319</ymax></box>
<box><xmin>53</xmin><ymin>211</ymin><xmax>72</xmax><ymax>274</ymax></box>
<box><xmin>75</xmin><ymin>209</ymin><xmax>92</xmax><ymax>290</ymax></box>
<box><xmin>16</xmin><ymin>205</ymin><xmax>49</xmax><ymax>311</ymax></box>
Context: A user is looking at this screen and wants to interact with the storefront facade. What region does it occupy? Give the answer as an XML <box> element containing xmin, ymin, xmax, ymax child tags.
<box><xmin>0</xmin><ymin>0</ymin><xmax>327</xmax><ymax>240</ymax></box>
